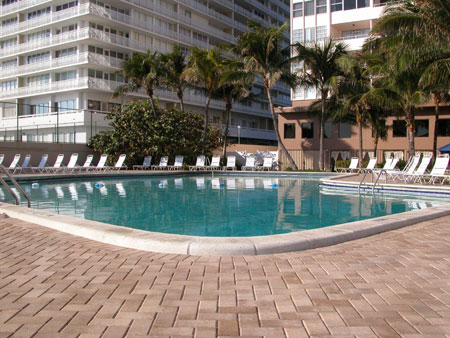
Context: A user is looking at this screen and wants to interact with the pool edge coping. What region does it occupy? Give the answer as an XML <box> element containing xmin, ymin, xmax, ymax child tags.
<box><xmin>1</xmin><ymin>199</ymin><xmax>450</xmax><ymax>256</ymax></box>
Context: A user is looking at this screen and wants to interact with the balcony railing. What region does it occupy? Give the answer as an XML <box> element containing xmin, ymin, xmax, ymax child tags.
<box><xmin>0</xmin><ymin>0</ymin><xmax>52</xmax><ymax>15</ymax></box>
<box><xmin>0</xmin><ymin>52</ymin><xmax>125</xmax><ymax>79</ymax></box>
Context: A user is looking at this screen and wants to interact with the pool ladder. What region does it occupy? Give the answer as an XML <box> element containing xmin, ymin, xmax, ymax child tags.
<box><xmin>358</xmin><ymin>169</ymin><xmax>386</xmax><ymax>195</ymax></box>
<box><xmin>0</xmin><ymin>165</ymin><xmax>31</xmax><ymax>207</ymax></box>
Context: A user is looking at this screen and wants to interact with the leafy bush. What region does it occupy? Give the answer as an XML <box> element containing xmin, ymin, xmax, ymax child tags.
<box><xmin>335</xmin><ymin>159</ymin><xmax>351</xmax><ymax>169</ymax></box>
<box><xmin>88</xmin><ymin>100</ymin><xmax>222</xmax><ymax>166</ymax></box>
<box><xmin>396</xmin><ymin>159</ymin><xmax>407</xmax><ymax>170</ymax></box>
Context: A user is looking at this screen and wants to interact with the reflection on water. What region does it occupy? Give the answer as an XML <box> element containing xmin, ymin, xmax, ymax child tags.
<box><xmin>0</xmin><ymin>176</ymin><xmax>447</xmax><ymax>237</ymax></box>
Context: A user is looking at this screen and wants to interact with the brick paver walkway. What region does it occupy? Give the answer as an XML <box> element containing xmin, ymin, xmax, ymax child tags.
<box><xmin>1</xmin><ymin>215</ymin><xmax>450</xmax><ymax>337</ymax></box>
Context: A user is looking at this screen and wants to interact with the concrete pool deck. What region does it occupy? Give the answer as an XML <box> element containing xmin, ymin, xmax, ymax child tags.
<box><xmin>0</xmin><ymin>214</ymin><xmax>450</xmax><ymax>337</ymax></box>
<box><xmin>1</xmin><ymin>171</ymin><xmax>450</xmax><ymax>256</ymax></box>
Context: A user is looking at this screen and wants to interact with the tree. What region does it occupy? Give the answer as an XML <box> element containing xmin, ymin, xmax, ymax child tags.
<box><xmin>113</xmin><ymin>51</ymin><xmax>164</xmax><ymax>115</ymax></box>
<box><xmin>293</xmin><ymin>38</ymin><xmax>347</xmax><ymax>170</ymax></box>
<box><xmin>183</xmin><ymin>48</ymin><xmax>224</xmax><ymax>155</ymax></box>
<box><xmin>233</xmin><ymin>21</ymin><xmax>299</xmax><ymax>170</ymax></box>
<box><xmin>214</xmin><ymin>59</ymin><xmax>254</xmax><ymax>159</ymax></box>
<box><xmin>88</xmin><ymin>100</ymin><xmax>222</xmax><ymax>166</ymax></box>
<box><xmin>159</xmin><ymin>45</ymin><xmax>189</xmax><ymax>112</ymax></box>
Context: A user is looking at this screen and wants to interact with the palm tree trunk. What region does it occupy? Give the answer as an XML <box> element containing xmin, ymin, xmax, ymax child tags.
<box><xmin>147</xmin><ymin>88</ymin><xmax>157</xmax><ymax>115</ymax></box>
<box><xmin>265</xmin><ymin>83</ymin><xmax>298</xmax><ymax>170</ymax></box>
<box><xmin>405</xmin><ymin>107</ymin><xmax>415</xmax><ymax>158</ymax></box>
<box><xmin>319</xmin><ymin>94</ymin><xmax>326</xmax><ymax>171</ymax></box>
<box><xmin>432</xmin><ymin>93</ymin><xmax>441</xmax><ymax>159</ymax></box>
<box><xmin>202</xmin><ymin>94</ymin><xmax>211</xmax><ymax>155</ymax></box>
<box><xmin>177</xmin><ymin>88</ymin><xmax>185</xmax><ymax>112</ymax></box>
<box><xmin>358</xmin><ymin>113</ymin><xmax>363</xmax><ymax>163</ymax></box>
<box><xmin>373</xmin><ymin>136</ymin><xmax>379</xmax><ymax>158</ymax></box>
<box><xmin>222</xmin><ymin>101</ymin><xmax>232</xmax><ymax>159</ymax></box>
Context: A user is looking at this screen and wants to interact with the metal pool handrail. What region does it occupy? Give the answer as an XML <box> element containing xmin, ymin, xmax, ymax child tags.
<box><xmin>0</xmin><ymin>164</ymin><xmax>31</xmax><ymax>207</ymax></box>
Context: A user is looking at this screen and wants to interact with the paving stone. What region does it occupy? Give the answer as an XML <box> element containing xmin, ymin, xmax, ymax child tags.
<box><xmin>0</xmin><ymin>215</ymin><xmax>450</xmax><ymax>336</ymax></box>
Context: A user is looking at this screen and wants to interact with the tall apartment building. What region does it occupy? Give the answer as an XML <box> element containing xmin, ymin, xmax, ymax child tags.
<box><xmin>276</xmin><ymin>0</ymin><xmax>450</xmax><ymax>170</ymax></box>
<box><xmin>0</xmin><ymin>0</ymin><xmax>290</xmax><ymax>145</ymax></box>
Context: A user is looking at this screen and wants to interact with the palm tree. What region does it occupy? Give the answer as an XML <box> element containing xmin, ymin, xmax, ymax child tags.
<box><xmin>159</xmin><ymin>45</ymin><xmax>189</xmax><ymax>112</ymax></box>
<box><xmin>292</xmin><ymin>38</ymin><xmax>347</xmax><ymax>170</ymax></box>
<box><xmin>214</xmin><ymin>59</ymin><xmax>254</xmax><ymax>159</ymax></box>
<box><xmin>233</xmin><ymin>21</ymin><xmax>298</xmax><ymax>170</ymax></box>
<box><xmin>183</xmin><ymin>48</ymin><xmax>224</xmax><ymax>154</ymax></box>
<box><xmin>113</xmin><ymin>51</ymin><xmax>163</xmax><ymax>115</ymax></box>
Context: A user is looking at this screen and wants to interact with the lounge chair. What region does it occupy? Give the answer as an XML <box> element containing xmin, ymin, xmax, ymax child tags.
<box><xmin>152</xmin><ymin>156</ymin><xmax>168</xmax><ymax>170</ymax></box>
<box><xmin>336</xmin><ymin>157</ymin><xmax>359</xmax><ymax>173</ymax></box>
<box><xmin>133</xmin><ymin>156</ymin><xmax>152</xmax><ymax>170</ymax></box>
<box><xmin>42</xmin><ymin>154</ymin><xmax>64</xmax><ymax>173</ymax></box>
<box><xmin>59</xmin><ymin>153</ymin><xmax>78</xmax><ymax>173</ymax></box>
<box><xmin>420</xmin><ymin>155</ymin><xmax>450</xmax><ymax>184</ymax></box>
<box><xmin>105</xmin><ymin>154</ymin><xmax>127</xmax><ymax>171</ymax></box>
<box><xmin>13</xmin><ymin>154</ymin><xmax>31</xmax><ymax>174</ymax></box>
<box><xmin>242</xmin><ymin>157</ymin><xmax>256</xmax><ymax>171</ymax></box>
<box><xmin>75</xmin><ymin>154</ymin><xmax>94</xmax><ymax>172</ymax></box>
<box><xmin>223</xmin><ymin>156</ymin><xmax>236</xmax><ymax>171</ymax></box>
<box><xmin>31</xmin><ymin>154</ymin><xmax>48</xmax><ymax>173</ymax></box>
<box><xmin>168</xmin><ymin>155</ymin><xmax>184</xmax><ymax>170</ymax></box>
<box><xmin>0</xmin><ymin>154</ymin><xmax>4</xmax><ymax>166</ymax></box>
<box><xmin>189</xmin><ymin>155</ymin><xmax>206</xmax><ymax>171</ymax></box>
<box><xmin>357</xmin><ymin>158</ymin><xmax>377</xmax><ymax>173</ymax></box>
<box><xmin>373</xmin><ymin>158</ymin><xmax>399</xmax><ymax>181</ymax></box>
<box><xmin>5</xmin><ymin>154</ymin><xmax>21</xmax><ymax>173</ymax></box>
<box><xmin>402</xmin><ymin>155</ymin><xmax>432</xmax><ymax>183</ymax></box>
<box><xmin>388</xmin><ymin>154</ymin><xmax>421</xmax><ymax>181</ymax></box>
<box><xmin>87</xmin><ymin>154</ymin><xmax>108</xmax><ymax>171</ymax></box>
<box><xmin>258</xmin><ymin>157</ymin><xmax>273</xmax><ymax>171</ymax></box>
<box><xmin>206</xmin><ymin>156</ymin><xmax>221</xmax><ymax>170</ymax></box>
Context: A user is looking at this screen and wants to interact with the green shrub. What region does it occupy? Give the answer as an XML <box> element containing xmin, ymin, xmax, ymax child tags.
<box><xmin>335</xmin><ymin>159</ymin><xmax>351</xmax><ymax>169</ymax></box>
<box><xmin>397</xmin><ymin>159</ymin><xmax>407</xmax><ymax>170</ymax></box>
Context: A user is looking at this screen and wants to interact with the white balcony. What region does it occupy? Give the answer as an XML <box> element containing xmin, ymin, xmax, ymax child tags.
<box><xmin>335</xmin><ymin>36</ymin><xmax>368</xmax><ymax>51</ymax></box>
<box><xmin>331</xmin><ymin>6</ymin><xmax>384</xmax><ymax>24</ymax></box>
<box><xmin>227</xmin><ymin>125</ymin><xmax>277</xmax><ymax>141</ymax></box>
<box><xmin>0</xmin><ymin>0</ymin><xmax>52</xmax><ymax>15</ymax></box>
<box><xmin>0</xmin><ymin>52</ymin><xmax>125</xmax><ymax>79</ymax></box>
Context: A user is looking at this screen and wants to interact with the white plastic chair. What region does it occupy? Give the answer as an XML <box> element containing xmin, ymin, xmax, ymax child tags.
<box><xmin>421</xmin><ymin>155</ymin><xmax>450</xmax><ymax>184</ymax></box>
<box><xmin>168</xmin><ymin>155</ymin><xmax>184</xmax><ymax>170</ymax></box>
<box><xmin>189</xmin><ymin>155</ymin><xmax>206</xmax><ymax>171</ymax></box>
<box><xmin>133</xmin><ymin>156</ymin><xmax>152</xmax><ymax>170</ymax></box>
<box><xmin>223</xmin><ymin>156</ymin><xmax>236</xmax><ymax>171</ymax></box>
<box><xmin>207</xmin><ymin>156</ymin><xmax>221</xmax><ymax>170</ymax></box>
<box><xmin>88</xmin><ymin>154</ymin><xmax>108</xmax><ymax>171</ymax></box>
<box><xmin>106</xmin><ymin>154</ymin><xmax>127</xmax><ymax>171</ymax></box>
<box><xmin>31</xmin><ymin>154</ymin><xmax>48</xmax><ymax>173</ymax></box>
<box><xmin>242</xmin><ymin>157</ymin><xmax>256</xmax><ymax>171</ymax></box>
<box><xmin>403</xmin><ymin>155</ymin><xmax>432</xmax><ymax>183</ymax></box>
<box><xmin>42</xmin><ymin>154</ymin><xmax>64</xmax><ymax>173</ymax></box>
<box><xmin>60</xmin><ymin>153</ymin><xmax>79</xmax><ymax>173</ymax></box>
<box><xmin>76</xmin><ymin>154</ymin><xmax>94</xmax><ymax>172</ymax></box>
<box><xmin>13</xmin><ymin>154</ymin><xmax>31</xmax><ymax>174</ymax></box>
<box><xmin>6</xmin><ymin>154</ymin><xmax>21</xmax><ymax>173</ymax></box>
<box><xmin>152</xmin><ymin>156</ymin><xmax>168</xmax><ymax>170</ymax></box>
<box><xmin>259</xmin><ymin>157</ymin><xmax>273</xmax><ymax>171</ymax></box>
<box><xmin>336</xmin><ymin>157</ymin><xmax>359</xmax><ymax>173</ymax></box>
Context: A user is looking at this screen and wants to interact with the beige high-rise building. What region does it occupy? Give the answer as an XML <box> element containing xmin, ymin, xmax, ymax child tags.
<box><xmin>0</xmin><ymin>0</ymin><xmax>290</xmax><ymax>145</ymax></box>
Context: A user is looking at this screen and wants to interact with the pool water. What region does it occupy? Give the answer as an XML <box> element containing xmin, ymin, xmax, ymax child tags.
<box><xmin>0</xmin><ymin>175</ymin><xmax>447</xmax><ymax>237</ymax></box>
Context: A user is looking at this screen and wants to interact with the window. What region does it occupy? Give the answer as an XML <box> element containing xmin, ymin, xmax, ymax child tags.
<box><xmin>193</xmin><ymin>32</ymin><xmax>207</xmax><ymax>43</ymax></box>
<box><xmin>55</xmin><ymin>47</ymin><xmax>77</xmax><ymax>58</ymax></box>
<box><xmin>292</xmin><ymin>29</ymin><xmax>304</xmax><ymax>44</ymax></box>
<box><xmin>2</xmin><ymin>17</ymin><xmax>17</xmax><ymax>27</ymax></box>
<box><xmin>2</xmin><ymin>0</ymin><xmax>18</xmax><ymax>6</ymax></box>
<box><xmin>324</xmin><ymin>122</ymin><xmax>332</xmax><ymax>138</ymax></box>
<box><xmin>338</xmin><ymin>123</ymin><xmax>352</xmax><ymax>138</ymax></box>
<box><xmin>1</xmin><ymin>38</ymin><xmax>17</xmax><ymax>49</ymax></box>
<box><xmin>88</xmin><ymin>100</ymin><xmax>101</xmax><ymax>110</ymax></box>
<box><xmin>108</xmin><ymin>102</ymin><xmax>121</xmax><ymax>112</ymax></box>
<box><xmin>305</xmin><ymin>86</ymin><xmax>316</xmax><ymax>99</ymax></box>
<box><xmin>393</xmin><ymin>120</ymin><xmax>407</xmax><ymax>137</ymax></box>
<box><xmin>316</xmin><ymin>26</ymin><xmax>327</xmax><ymax>41</ymax></box>
<box><xmin>27</xmin><ymin>51</ymin><xmax>50</xmax><ymax>64</ymax></box>
<box><xmin>342</xmin><ymin>28</ymin><xmax>370</xmax><ymax>39</ymax></box>
<box><xmin>27</xmin><ymin>7</ymin><xmax>50</xmax><ymax>20</ymax></box>
<box><xmin>357</xmin><ymin>0</ymin><xmax>369</xmax><ymax>7</ymax></box>
<box><xmin>1</xmin><ymin>79</ymin><xmax>17</xmax><ymax>91</ymax></box>
<box><xmin>26</xmin><ymin>74</ymin><xmax>50</xmax><ymax>85</ymax></box>
<box><xmin>56</xmin><ymin>1</ymin><xmax>78</xmax><ymax>11</ymax></box>
<box><xmin>415</xmin><ymin>120</ymin><xmax>429</xmax><ymax>137</ymax></box>
<box><xmin>331</xmin><ymin>0</ymin><xmax>342</xmax><ymax>11</ymax></box>
<box><xmin>30</xmin><ymin>103</ymin><xmax>49</xmax><ymax>115</ymax></box>
<box><xmin>55</xmin><ymin>23</ymin><xmax>77</xmax><ymax>34</ymax></box>
<box><xmin>55</xmin><ymin>100</ymin><xmax>76</xmax><ymax>112</ymax></box>
<box><xmin>27</xmin><ymin>29</ymin><xmax>50</xmax><ymax>41</ymax></box>
<box><xmin>55</xmin><ymin>70</ymin><xmax>76</xmax><ymax>81</ymax></box>
<box><xmin>293</xmin><ymin>2</ymin><xmax>303</xmax><ymax>17</ymax></box>
<box><xmin>304</xmin><ymin>0</ymin><xmax>314</xmax><ymax>15</ymax></box>
<box><xmin>301</xmin><ymin>122</ymin><xmax>314</xmax><ymax>138</ymax></box>
<box><xmin>2</xmin><ymin>59</ymin><xmax>17</xmax><ymax>69</ymax></box>
<box><xmin>344</xmin><ymin>0</ymin><xmax>356</xmax><ymax>10</ymax></box>
<box><xmin>437</xmin><ymin>119</ymin><xmax>450</xmax><ymax>137</ymax></box>
<box><xmin>284</xmin><ymin>123</ymin><xmax>296</xmax><ymax>139</ymax></box>
<box><xmin>316</xmin><ymin>0</ymin><xmax>327</xmax><ymax>13</ymax></box>
<box><xmin>305</xmin><ymin>27</ymin><xmax>315</xmax><ymax>42</ymax></box>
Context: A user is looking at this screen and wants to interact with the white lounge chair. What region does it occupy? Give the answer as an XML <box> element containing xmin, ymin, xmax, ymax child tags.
<box><xmin>357</xmin><ymin>158</ymin><xmax>377</xmax><ymax>173</ymax></box>
<box><xmin>223</xmin><ymin>156</ymin><xmax>236</xmax><ymax>171</ymax></box>
<box><xmin>105</xmin><ymin>154</ymin><xmax>127</xmax><ymax>171</ymax></box>
<box><xmin>206</xmin><ymin>156</ymin><xmax>221</xmax><ymax>170</ymax></box>
<box><xmin>168</xmin><ymin>155</ymin><xmax>184</xmax><ymax>170</ymax></box>
<box><xmin>336</xmin><ymin>157</ymin><xmax>359</xmax><ymax>173</ymax></box>
<box><xmin>189</xmin><ymin>155</ymin><xmax>206</xmax><ymax>171</ymax></box>
<box><xmin>59</xmin><ymin>153</ymin><xmax>78</xmax><ymax>173</ymax></box>
<box><xmin>373</xmin><ymin>158</ymin><xmax>399</xmax><ymax>181</ymax></box>
<box><xmin>13</xmin><ymin>154</ymin><xmax>31</xmax><ymax>174</ymax></box>
<box><xmin>388</xmin><ymin>154</ymin><xmax>421</xmax><ymax>181</ymax></box>
<box><xmin>133</xmin><ymin>156</ymin><xmax>152</xmax><ymax>170</ymax></box>
<box><xmin>258</xmin><ymin>157</ymin><xmax>273</xmax><ymax>171</ymax></box>
<box><xmin>242</xmin><ymin>157</ymin><xmax>256</xmax><ymax>171</ymax></box>
<box><xmin>75</xmin><ymin>154</ymin><xmax>94</xmax><ymax>172</ymax></box>
<box><xmin>420</xmin><ymin>155</ymin><xmax>450</xmax><ymax>184</ymax></box>
<box><xmin>31</xmin><ymin>154</ymin><xmax>48</xmax><ymax>173</ymax></box>
<box><xmin>152</xmin><ymin>156</ymin><xmax>169</xmax><ymax>170</ymax></box>
<box><xmin>5</xmin><ymin>154</ymin><xmax>20</xmax><ymax>173</ymax></box>
<box><xmin>402</xmin><ymin>155</ymin><xmax>432</xmax><ymax>183</ymax></box>
<box><xmin>87</xmin><ymin>154</ymin><xmax>108</xmax><ymax>171</ymax></box>
<box><xmin>42</xmin><ymin>154</ymin><xmax>64</xmax><ymax>173</ymax></box>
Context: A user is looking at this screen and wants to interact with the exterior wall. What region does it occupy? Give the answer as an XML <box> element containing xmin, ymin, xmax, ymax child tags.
<box><xmin>278</xmin><ymin>106</ymin><xmax>450</xmax><ymax>170</ymax></box>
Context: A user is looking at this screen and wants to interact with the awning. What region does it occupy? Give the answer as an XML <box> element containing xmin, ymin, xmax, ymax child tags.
<box><xmin>438</xmin><ymin>143</ymin><xmax>450</xmax><ymax>152</ymax></box>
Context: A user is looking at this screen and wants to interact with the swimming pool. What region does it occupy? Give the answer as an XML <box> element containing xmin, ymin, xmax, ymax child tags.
<box><xmin>0</xmin><ymin>174</ymin><xmax>448</xmax><ymax>237</ymax></box>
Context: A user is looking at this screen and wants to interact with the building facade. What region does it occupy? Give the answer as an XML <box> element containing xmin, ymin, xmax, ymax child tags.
<box><xmin>278</xmin><ymin>0</ymin><xmax>450</xmax><ymax>170</ymax></box>
<box><xmin>0</xmin><ymin>0</ymin><xmax>290</xmax><ymax>145</ymax></box>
